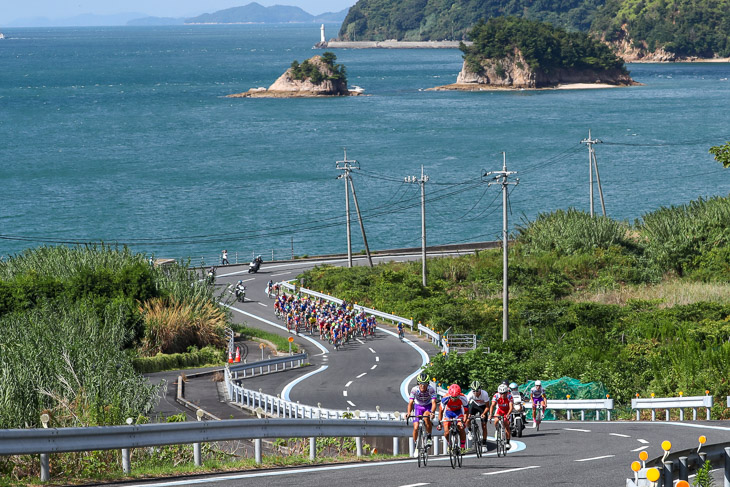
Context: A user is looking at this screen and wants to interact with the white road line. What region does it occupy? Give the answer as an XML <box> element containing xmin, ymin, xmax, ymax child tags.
<box><xmin>347</xmin><ymin>400</ymin><xmax>356</xmax><ymax>407</ymax></box>
<box><xmin>369</xmin><ymin>347</ymin><xmax>376</xmax><ymax>353</ymax></box>
<box><xmin>281</xmin><ymin>366</ymin><xmax>328</xmax><ymax>401</ymax></box>
<box><xmin>356</xmin><ymin>338</ymin><xmax>364</xmax><ymax>344</ymax></box>
<box><xmin>483</xmin><ymin>466</ymin><xmax>540</xmax><ymax>475</ymax></box>
<box><xmin>343</xmin><ymin>391</ymin><xmax>348</xmax><ymax>397</ymax></box>
<box><xmin>399</xmin><ymin>484</ymin><xmax>430</xmax><ymax>487</ymax></box>
<box><xmin>563</xmin><ymin>428</ymin><xmax>591</xmax><ymax>433</ymax></box>
<box><xmin>632</xmin><ymin>446</ymin><xmax>650</xmax><ymax>452</ymax></box>
<box><xmin>241</xmin><ymin>278</ymin><xmax>255</xmax><ymax>283</ymax></box>
<box><xmin>610</xmin><ymin>433</ymin><xmax>631</xmax><ymax>438</ymax></box>
<box><xmin>257</xmin><ymin>303</ymin><xmax>268</xmax><ymax>307</ymax></box>
<box><xmin>271</xmin><ymin>272</ymin><xmax>291</xmax><ymax>277</ymax></box>
<box><xmin>575</xmin><ymin>455</ymin><xmax>615</xmax><ymax>462</ymax></box>
<box><xmin>638</xmin><ymin>439</ymin><xmax>649</xmax><ymax>444</ymax></box>
<box><xmin>375</xmin><ymin>356</ymin><xmax>380</xmax><ymax>362</ymax></box>
<box><xmin>345</xmin><ymin>381</ymin><xmax>353</xmax><ymax>387</ymax></box>
<box><xmin>371</xmin><ymin>364</ymin><xmax>378</xmax><ymax>370</ymax></box>
<box><xmin>356</xmin><ymin>373</ymin><xmax>367</xmax><ymax>378</ymax></box>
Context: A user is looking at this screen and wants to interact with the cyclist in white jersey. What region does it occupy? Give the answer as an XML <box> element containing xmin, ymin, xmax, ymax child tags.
<box><xmin>465</xmin><ymin>380</ymin><xmax>490</xmax><ymax>445</ymax></box>
<box><xmin>406</xmin><ymin>373</ymin><xmax>438</xmax><ymax>452</ymax></box>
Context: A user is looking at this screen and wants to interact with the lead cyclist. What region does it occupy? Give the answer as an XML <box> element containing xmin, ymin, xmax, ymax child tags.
<box><xmin>530</xmin><ymin>380</ymin><xmax>548</xmax><ymax>426</ymax></box>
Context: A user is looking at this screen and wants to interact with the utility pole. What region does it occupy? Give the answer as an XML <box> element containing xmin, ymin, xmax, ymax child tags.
<box><xmin>581</xmin><ymin>130</ymin><xmax>606</xmax><ymax>217</ymax></box>
<box><xmin>405</xmin><ymin>166</ymin><xmax>430</xmax><ymax>287</ymax></box>
<box><xmin>336</xmin><ymin>149</ymin><xmax>373</xmax><ymax>268</ymax></box>
<box><xmin>484</xmin><ymin>153</ymin><xmax>519</xmax><ymax>342</ymax></box>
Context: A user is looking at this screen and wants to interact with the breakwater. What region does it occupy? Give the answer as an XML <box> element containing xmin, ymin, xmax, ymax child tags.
<box><xmin>316</xmin><ymin>40</ymin><xmax>471</xmax><ymax>49</ymax></box>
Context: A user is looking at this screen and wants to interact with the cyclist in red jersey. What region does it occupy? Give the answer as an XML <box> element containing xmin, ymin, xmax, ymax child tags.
<box><xmin>436</xmin><ymin>383</ymin><xmax>468</xmax><ymax>450</ymax></box>
<box><xmin>488</xmin><ymin>383</ymin><xmax>514</xmax><ymax>449</ymax></box>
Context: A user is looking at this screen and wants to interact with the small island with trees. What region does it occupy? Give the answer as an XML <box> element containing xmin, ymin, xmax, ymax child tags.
<box><xmin>432</xmin><ymin>17</ymin><xmax>638</xmax><ymax>90</ymax></box>
<box><xmin>228</xmin><ymin>52</ymin><xmax>361</xmax><ymax>98</ymax></box>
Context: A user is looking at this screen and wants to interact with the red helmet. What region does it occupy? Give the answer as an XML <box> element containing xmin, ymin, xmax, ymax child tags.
<box><xmin>448</xmin><ymin>384</ymin><xmax>461</xmax><ymax>396</ymax></box>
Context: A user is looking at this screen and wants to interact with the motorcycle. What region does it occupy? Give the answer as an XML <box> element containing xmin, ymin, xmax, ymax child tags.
<box><xmin>510</xmin><ymin>392</ymin><xmax>527</xmax><ymax>437</ymax></box>
<box><xmin>206</xmin><ymin>267</ymin><xmax>216</xmax><ymax>285</ymax></box>
<box><xmin>234</xmin><ymin>285</ymin><xmax>246</xmax><ymax>302</ymax></box>
<box><xmin>248</xmin><ymin>256</ymin><xmax>263</xmax><ymax>273</ymax></box>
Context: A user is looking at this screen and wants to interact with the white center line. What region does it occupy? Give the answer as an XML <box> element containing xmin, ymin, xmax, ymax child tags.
<box><xmin>563</xmin><ymin>428</ymin><xmax>591</xmax><ymax>433</ymax></box>
<box><xmin>343</xmin><ymin>391</ymin><xmax>348</xmax><ymax>397</ymax></box>
<box><xmin>484</xmin><ymin>466</ymin><xmax>540</xmax><ymax>475</ymax></box>
<box><xmin>347</xmin><ymin>400</ymin><xmax>356</xmax><ymax>407</ymax></box>
<box><xmin>610</xmin><ymin>433</ymin><xmax>631</xmax><ymax>438</ymax></box>
<box><xmin>345</xmin><ymin>381</ymin><xmax>353</xmax><ymax>387</ymax></box>
<box><xmin>271</xmin><ymin>272</ymin><xmax>290</xmax><ymax>277</ymax></box>
<box><xmin>632</xmin><ymin>446</ymin><xmax>650</xmax><ymax>452</ymax></box>
<box><xmin>638</xmin><ymin>439</ymin><xmax>649</xmax><ymax>444</ymax></box>
<box><xmin>369</xmin><ymin>348</ymin><xmax>376</xmax><ymax>353</ymax></box>
<box><xmin>575</xmin><ymin>455</ymin><xmax>615</xmax><ymax>462</ymax></box>
<box><xmin>399</xmin><ymin>484</ymin><xmax>430</xmax><ymax>487</ymax></box>
<box><xmin>356</xmin><ymin>338</ymin><xmax>364</xmax><ymax>344</ymax></box>
<box><xmin>356</xmin><ymin>372</ymin><xmax>367</xmax><ymax>378</ymax></box>
<box><xmin>371</xmin><ymin>364</ymin><xmax>378</xmax><ymax>370</ymax></box>
<box><xmin>375</xmin><ymin>356</ymin><xmax>380</xmax><ymax>362</ymax></box>
<box><xmin>257</xmin><ymin>303</ymin><xmax>268</xmax><ymax>307</ymax></box>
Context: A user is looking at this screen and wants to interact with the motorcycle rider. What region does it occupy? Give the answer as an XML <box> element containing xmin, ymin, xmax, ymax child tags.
<box><xmin>235</xmin><ymin>280</ymin><xmax>246</xmax><ymax>301</ymax></box>
<box><xmin>509</xmin><ymin>382</ymin><xmax>526</xmax><ymax>436</ymax></box>
<box><xmin>206</xmin><ymin>266</ymin><xmax>216</xmax><ymax>284</ymax></box>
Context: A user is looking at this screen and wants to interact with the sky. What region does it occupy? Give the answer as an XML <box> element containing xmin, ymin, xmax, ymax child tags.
<box><xmin>1</xmin><ymin>0</ymin><xmax>356</xmax><ymax>25</ymax></box>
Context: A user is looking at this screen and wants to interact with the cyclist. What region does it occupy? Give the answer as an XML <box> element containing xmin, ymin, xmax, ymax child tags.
<box><xmin>530</xmin><ymin>380</ymin><xmax>548</xmax><ymax>426</ymax></box>
<box><xmin>489</xmin><ymin>383</ymin><xmax>514</xmax><ymax>449</ymax></box>
<box><xmin>406</xmin><ymin>373</ymin><xmax>438</xmax><ymax>455</ymax></box>
<box><xmin>465</xmin><ymin>380</ymin><xmax>490</xmax><ymax>446</ymax></box>
<box><xmin>397</xmin><ymin>322</ymin><xmax>405</xmax><ymax>340</ymax></box>
<box><xmin>437</xmin><ymin>383</ymin><xmax>468</xmax><ymax>452</ymax></box>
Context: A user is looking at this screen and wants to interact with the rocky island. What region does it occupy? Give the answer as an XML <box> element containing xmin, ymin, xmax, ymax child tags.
<box><xmin>228</xmin><ymin>52</ymin><xmax>361</xmax><ymax>98</ymax></box>
<box><xmin>432</xmin><ymin>17</ymin><xmax>638</xmax><ymax>91</ymax></box>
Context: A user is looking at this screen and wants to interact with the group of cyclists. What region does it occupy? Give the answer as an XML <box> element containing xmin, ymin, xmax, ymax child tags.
<box><xmin>273</xmin><ymin>293</ymin><xmax>378</xmax><ymax>348</ymax></box>
<box><xmin>406</xmin><ymin>374</ymin><xmax>548</xmax><ymax>455</ymax></box>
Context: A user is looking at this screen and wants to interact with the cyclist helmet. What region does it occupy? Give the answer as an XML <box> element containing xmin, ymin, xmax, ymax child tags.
<box><xmin>416</xmin><ymin>373</ymin><xmax>429</xmax><ymax>385</ymax></box>
<box><xmin>509</xmin><ymin>382</ymin><xmax>518</xmax><ymax>390</ymax></box>
<box><xmin>470</xmin><ymin>380</ymin><xmax>481</xmax><ymax>391</ymax></box>
<box><xmin>501</xmin><ymin>380</ymin><xmax>509</xmax><ymax>385</ymax></box>
<box><xmin>535</xmin><ymin>380</ymin><xmax>542</xmax><ymax>387</ymax></box>
<box><xmin>448</xmin><ymin>384</ymin><xmax>462</xmax><ymax>397</ymax></box>
<box><xmin>498</xmin><ymin>384</ymin><xmax>509</xmax><ymax>394</ymax></box>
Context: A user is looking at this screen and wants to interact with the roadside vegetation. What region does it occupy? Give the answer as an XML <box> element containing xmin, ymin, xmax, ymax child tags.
<box><xmin>290</xmin><ymin>52</ymin><xmax>347</xmax><ymax>85</ymax></box>
<box><xmin>299</xmin><ymin>195</ymin><xmax>730</xmax><ymax>418</ymax></box>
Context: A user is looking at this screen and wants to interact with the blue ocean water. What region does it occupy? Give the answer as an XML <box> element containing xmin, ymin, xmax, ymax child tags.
<box><xmin>1</xmin><ymin>24</ymin><xmax>729</xmax><ymax>262</ymax></box>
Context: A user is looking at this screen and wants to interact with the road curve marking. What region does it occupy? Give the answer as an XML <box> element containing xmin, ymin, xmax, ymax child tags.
<box><xmin>347</xmin><ymin>400</ymin><xmax>356</xmax><ymax>407</ymax></box>
<box><xmin>375</xmin><ymin>356</ymin><xmax>379</xmax><ymax>362</ymax></box>
<box><xmin>483</xmin><ymin>466</ymin><xmax>540</xmax><ymax>475</ymax></box>
<box><xmin>257</xmin><ymin>303</ymin><xmax>268</xmax><ymax>307</ymax></box>
<box><xmin>575</xmin><ymin>455</ymin><xmax>615</xmax><ymax>462</ymax></box>
<box><xmin>356</xmin><ymin>372</ymin><xmax>367</xmax><ymax>378</ymax></box>
<box><xmin>632</xmin><ymin>446</ymin><xmax>650</xmax><ymax>452</ymax></box>
<box><xmin>375</xmin><ymin>326</ymin><xmax>430</xmax><ymax>402</ymax></box>
<box><xmin>281</xmin><ymin>366</ymin><xmax>328</xmax><ymax>401</ymax></box>
<box><xmin>369</xmin><ymin>348</ymin><xmax>376</xmax><ymax>353</ymax></box>
<box><xmin>345</xmin><ymin>381</ymin><xmax>353</xmax><ymax>387</ymax></box>
<box><xmin>343</xmin><ymin>391</ymin><xmax>348</xmax><ymax>397</ymax></box>
<box><xmin>637</xmin><ymin>439</ymin><xmax>649</xmax><ymax>444</ymax></box>
<box><xmin>563</xmin><ymin>428</ymin><xmax>591</xmax><ymax>433</ymax></box>
<box><xmin>399</xmin><ymin>484</ymin><xmax>430</xmax><ymax>487</ymax></box>
<box><xmin>609</xmin><ymin>433</ymin><xmax>631</xmax><ymax>438</ymax></box>
<box><xmin>371</xmin><ymin>364</ymin><xmax>378</xmax><ymax>370</ymax></box>
<box><xmin>270</xmin><ymin>272</ymin><xmax>291</xmax><ymax>277</ymax></box>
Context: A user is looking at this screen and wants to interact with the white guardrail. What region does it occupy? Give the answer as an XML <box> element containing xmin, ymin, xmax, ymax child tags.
<box><xmin>548</xmin><ymin>399</ymin><xmax>615</xmax><ymax>421</ymax></box>
<box><xmin>228</xmin><ymin>353</ymin><xmax>307</xmax><ymax>379</ymax></box>
<box><xmin>632</xmin><ymin>395</ymin><xmax>714</xmax><ymax>421</ymax></box>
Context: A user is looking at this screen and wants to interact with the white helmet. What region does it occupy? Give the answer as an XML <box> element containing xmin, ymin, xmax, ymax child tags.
<box><xmin>535</xmin><ymin>380</ymin><xmax>542</xmax><ymax>387</ymax></box>
<box><xmin>498</xmin><ymin>384</ymin><xmax>509</xmax><ymax>394</ymax></box>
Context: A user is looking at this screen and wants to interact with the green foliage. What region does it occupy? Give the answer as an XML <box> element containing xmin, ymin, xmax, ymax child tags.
<box><xmin>462</xmin><ymin>17</ymin><xmax>626</xmax><ymax>74</ymax></box>
<box><xmin>694</xmin><ymin>459</ymin><xmax>716</xmax><ymax>487</ymax></box>
<box><xmin>132</xmin><ymin>346</ymin><xmax>224</xmax><ymax>373</ymax></box>
<box><xmin>709</xmin><ymin>142</ymin><xmax>730</xmax><ymax>168</ymax></box>
<box><xmin>290</xmin><ymin>53</ymin><xmax>347</xmax><ymax>85</ymax></box>
<box><xmin>232</xmin><ymin>324</ymin><xmax>300</xmax><ymax>353</ymax></box>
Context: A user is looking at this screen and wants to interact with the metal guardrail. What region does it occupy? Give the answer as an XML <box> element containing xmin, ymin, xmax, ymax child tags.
<box><xmin>631</xmin><ymin>395</ymin><xmax>713</xmax><ymax>421</ymax></box>
<box><xmin>226</xmin><ymin>368</ymin><xmax>399</xmax><ymax>421</ymax></box>
<box><xmin>228</xmin><ymin>353</ymin><xmax>307</xmax><ymax>379</ymax></box>
<box><xmin>548</xmin><ymin>399</ymin><xmax>615</xmax><ymax>421</ymax></box>
<box><xmin>727</xmin><ymin>396</ymin><xmax>729</xmax><ymax>408</ymax></box>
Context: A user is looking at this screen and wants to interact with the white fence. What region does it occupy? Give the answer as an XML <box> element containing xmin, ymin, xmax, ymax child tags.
<box><xmin>631</xmin><ymin>395</ymin><xmax>714</xmax><ymax>421</ymax></box>
<box><xmin>548</xmin><ymin>398</ymin><xmax>615</xmax><ymax>421</ymax></box>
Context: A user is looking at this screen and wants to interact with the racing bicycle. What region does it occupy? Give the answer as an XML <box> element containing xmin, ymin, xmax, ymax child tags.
<box><xmin>467</xmin><ymin>414</ymin><xmax>484</xmax><ymax>458</ymax></box>
<box><xmin>533</xmin><ymin>404</ymin><xmax>544</xmax><ymax>431</ymax></box>
<box><xmin>441</xmin><ymin>418</ymin><xmax>464</xmax><ymax>469</ymax></box>
<box><xmin>493</xmin><ymin>414</ymin><xmax>507</xmax><ymax>457</ymax></box>
<box><xmin>406</xmin><ymin>414</ymin><xmax>430</xmax><ymax>468</ymax></box>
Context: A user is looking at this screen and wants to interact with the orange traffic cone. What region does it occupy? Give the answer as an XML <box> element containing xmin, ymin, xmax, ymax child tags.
<box><xmin>228</xmin><ymin>349</ymin><xmax>234</xmax><ymax>363</ymax></box>
<box><xmin>234</xmin><ymin>346</ymin><xmax>241</xmax><ymax>363</ymax></box>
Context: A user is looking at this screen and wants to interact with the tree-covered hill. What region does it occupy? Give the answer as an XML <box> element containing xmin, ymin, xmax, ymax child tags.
<box><xmin>461</xmin><ymin>17</ymin><xmax>626</xmax><ymax>73</ymax></box>
<box><xmin>338</xmin><ymin>0</ymin><xmax>730</xmax><ymax>58</ymax></box>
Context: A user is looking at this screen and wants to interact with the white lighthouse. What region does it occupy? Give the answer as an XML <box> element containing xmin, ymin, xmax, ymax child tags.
<box><xmin>320</xmin><ymin>24</ymin><xmax>325</xmax><ymax>43</ymax></box>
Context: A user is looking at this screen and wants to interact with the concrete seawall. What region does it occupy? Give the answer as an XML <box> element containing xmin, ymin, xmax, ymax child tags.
<box><xmin>316</xmin><ymin>40</ymin><xmax>471</xmax><ymax>49</ymax></box>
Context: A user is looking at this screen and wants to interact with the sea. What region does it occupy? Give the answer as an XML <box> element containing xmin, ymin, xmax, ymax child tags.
<box><xmin>1</xmin><ymin>24</ymin><xmax>729</xmax><ymax>264</ymax></box>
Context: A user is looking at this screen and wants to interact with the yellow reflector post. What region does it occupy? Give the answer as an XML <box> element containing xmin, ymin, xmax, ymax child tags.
<box><xmin>639</xmin><ymin>451</ymin><xmax>649</xmax><ymax>461</ymax></box>
<box><xmin>676</xmin><ymin>482</ymin><xmax>690</xmax><ymax>487</ymax></box>
<box><xmin>699</xmin><ymin>435</ymin><xmax>707</xmax><ymax>444</ymax></box>
<box><xmin>662</xmin><ymin>440</ymin><xmax>672</xmax><ymax>451</ymax></box>
<box><xmin>631</xmin><ymin>461</ymin><xmax>641</xmax><ymax>472</ymax></box>
<box><xmin>646</xmin><ymin>468</ymin><xmax>660</xmax><ymax>482</ymax></box>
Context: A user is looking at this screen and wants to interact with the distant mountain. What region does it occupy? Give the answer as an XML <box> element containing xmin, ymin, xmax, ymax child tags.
<box><xmin>185</xmin><ymin>2</ymin><xmax>348</xmax><ymax>24</ymax></box>
<box><xmin>127</xmin><ymin>17</ymin><xmax>185</xmax><ymax>26</ymax></box>
<box><xmin>7</xmin><ymin>12</ymin><xmax>147</xmax><ymax>27</ymax></box>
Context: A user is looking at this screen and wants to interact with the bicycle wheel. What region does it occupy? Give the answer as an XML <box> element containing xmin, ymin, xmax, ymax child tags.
<box><xmin>536</xmin><ymin>408</ymin><xmax>542</xmax><ymax>431</ymax></box>
<box><xmin>416</xmin><ymin>430</ymin><xmax>423</xmax><ymax>468</ymax></box>
<box><xmin>474</xmin><ymin>424</ymin><xmax>483</xmax><ymax>458</ymax></box>
<box><xmin>420</xmin><ymin>424</ymin><xmax>429</xmax><ymax>467</ymax></box>
<box><xmin>497</xmin><ymin>424</ymin><xmax>505</xmax><ymax>457</ymax></box>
